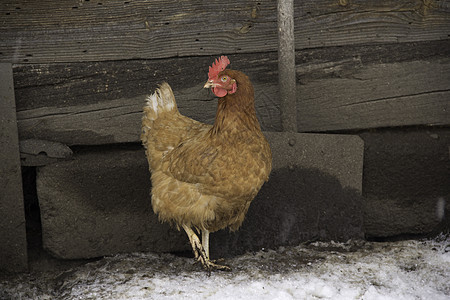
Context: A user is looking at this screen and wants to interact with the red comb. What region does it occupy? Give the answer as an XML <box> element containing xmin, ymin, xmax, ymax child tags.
<box><xmin>208</xmin><ymin>56</ymin><xmax>230</xmax><ymax>80</ymax></box>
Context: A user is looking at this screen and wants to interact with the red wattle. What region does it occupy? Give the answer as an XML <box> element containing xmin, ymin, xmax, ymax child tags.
<box><xmin>212</xmin><ymin>87</ymin><xmax>227</xmax><ymax>98</ymax></box>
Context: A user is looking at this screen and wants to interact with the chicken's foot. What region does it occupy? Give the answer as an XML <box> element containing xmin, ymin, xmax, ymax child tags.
<box><xmin>182</xmin><ymin>225</ymin><xmax>231</xmax><ymax>272</ymax></box>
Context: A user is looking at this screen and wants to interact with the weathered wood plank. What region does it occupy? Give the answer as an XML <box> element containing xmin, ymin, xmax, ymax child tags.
<box><xmin>0</xmin><ymin>63</ymin><xmax>28</xmax><ymax>272</ymax></box>
<box><xmin>14</xmin><ymin>41</ymin><xmax>450</xmax><ymax>145</ymax></box>
<box><xmin>16</xmin><ymin>86</ymin><xmax>278</xmax><ymax>145</ymax></box>
<box><xmin>1</xmin><ymin>0</ymin><xmax>449</xmax><ymax>63</ymax></box>
<box><xmin>16</xmin><ymin>59</ymin><xmax>449</xmax><ymax>144</ymax></box>
<box><xmin>297</xmin><ymin>59</ymin><xmax>450</xmax><ymax>131</ymax></box>
<box><xmin>278</xmin><ymin>0</ymin><xmax>297</xmax><ymax>132</ymax></box>
<box><xmin>12</xmin><ymin>40</ymin><xmax>449</xmax><ymax>111</ymax></box>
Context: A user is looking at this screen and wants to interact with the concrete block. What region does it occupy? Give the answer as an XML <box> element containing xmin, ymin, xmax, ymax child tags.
<box><xmin>37</xmin><ymin>132</ymin><xmax>364</xmax><ymax>259</ymax></box>
<box><xmin>37</xmin><ymin>148</ymin><xmax>189</xmax><ymax>259</ymax></box>
<box><xmin>361</xmin><ymin>129</ymin><xmax>450</xmax><ymax>238</ymax></box>
<box><xmin>210</xmin><ymin>132</ymin><xmax>365</xmax><ymax>257</ymax></box>
<box><xmin>20</xmin><ymin>139</ymin><xmax>73</xmax><ymax>166</ymax></box>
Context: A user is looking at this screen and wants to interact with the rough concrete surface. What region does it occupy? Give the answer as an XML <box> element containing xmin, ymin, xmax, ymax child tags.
<box><xmin>361</xmin><ymin>128</ymin><xmax>450</xmax><ymax>238</ymax></box>
<box><xmin>37</xmin><ymin>147</ymin><xmax>190</xmax><ymax>259</ymax></box>
<box><xmin>37</xmin><ymin>132</ymin><xmax>364</xmax><ymax>259</ymax></box>
<box><xmin>211</xmin><ymin>132</ymin><xmax>365</xmax><ymax>257</ymax></box>
<box><xmin>33</xmin><ymin>128</ymin><xmax>449</xmax><ymax>261</ymax></box>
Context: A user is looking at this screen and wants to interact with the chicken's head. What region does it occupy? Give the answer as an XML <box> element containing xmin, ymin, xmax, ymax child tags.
<box><xmin>204</xmin><ymin>56</ymin><xmax>237</xmax><ymax>98</ymax></box>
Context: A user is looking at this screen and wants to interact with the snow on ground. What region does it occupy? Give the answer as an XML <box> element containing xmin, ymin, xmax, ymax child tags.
<box><xmin>1</xmin><ymin>235</ymin><xmax>449</xmax><ymax>300</ymax></box>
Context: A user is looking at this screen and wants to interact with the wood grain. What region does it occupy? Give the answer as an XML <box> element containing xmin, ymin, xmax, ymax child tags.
<box><xmin>1</xmin><ymin>0</ymin><xmax>449</xmax><ymax>63</ymax></box>
<box><xmin>297</xmin><ymin>59</ymin><xmax>450</xmax><ymax>131</ymax></box>
<box><xmin>0</xmin><ymin>63</ymin><xmax>28</xmax><ymax>272</ymax></box>
<box><xmin>14</xmin><ymin>41</ymin><xmax>450</xmax><ymax>145</ymax></box>
<box><xmin>16</xmin><ymin>60</ymin><xmax>449</xmax><ymax>145</ymax></box>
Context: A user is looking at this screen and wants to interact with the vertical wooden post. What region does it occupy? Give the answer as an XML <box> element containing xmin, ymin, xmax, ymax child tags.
<box><xmin>278</xmin><ymin>0</ymin><xmax>297</xmax><ymax>132</ymax></box>
<box><xmin>0</xmin><ymin>63</ymin><xmax>28</xmax><ymax>272</ymax></box>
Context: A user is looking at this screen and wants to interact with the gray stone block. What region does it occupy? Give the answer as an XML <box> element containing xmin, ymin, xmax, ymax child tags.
<box><xmin>37</xmin><ymin>132</ymin><xmax>365</xmax><ymax>260</ymax></box>
<box><xmin>210</xmin><ymin>132</ymin><xmax>365</xmax><ymax>257</ymax></box>
<box><xmin>20</xmin><ymin>139</ymin><xmax>73</xmax><ymax>166</ymax></box>
<box><xmin>361</xmin><ymin>128</ymin><xmax>450</xmax><ymax>238</ymax></box>
<box><xmin>37</xmin><ymin>148</ymin><xmax>189</xmax><ymax>259</ymax></box>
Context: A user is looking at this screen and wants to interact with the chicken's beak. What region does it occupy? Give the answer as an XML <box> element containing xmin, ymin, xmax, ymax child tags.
<box><xmin>203</xmin><ymin>80</ymin><xmax>214</xmax><ymax>89</ymax></box>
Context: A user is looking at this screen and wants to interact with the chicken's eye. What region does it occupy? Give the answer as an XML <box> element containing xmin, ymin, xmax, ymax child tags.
<box><xmin>221</xmin><ymin>76</ymin><xmax>228</xmax><ymax>82</ymax></box>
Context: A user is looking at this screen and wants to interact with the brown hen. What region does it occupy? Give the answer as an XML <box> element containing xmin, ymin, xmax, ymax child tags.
<box><xmin>141</xmin><ymin>56</ymin><xmax>272</xmax><ymax>271</ymax></box>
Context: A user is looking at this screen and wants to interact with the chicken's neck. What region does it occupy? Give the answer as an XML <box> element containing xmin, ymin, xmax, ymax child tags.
<box><xmin>211</xmin><ymin>92</ymin><xmax>261</xmax><ymax>137</ymax></box>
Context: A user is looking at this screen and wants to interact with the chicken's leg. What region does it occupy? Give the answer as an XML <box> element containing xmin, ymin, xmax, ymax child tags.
<box><xmin>182</xmin><ymin>224</ymin><xmax>205</xmax><ymax>261</ymax></box>
<box><xmin>202</xmin><ymin>229</ymin><xmax>210</xmax><ymax>259</ymax></box>
<box><xmin>182</xmin><ymin>225</ymin><xmax>230</xmax><ymax>271</ymax></box>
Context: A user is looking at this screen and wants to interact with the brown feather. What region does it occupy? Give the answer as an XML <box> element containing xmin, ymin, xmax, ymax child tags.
<box><xmin>141</xmin><ymin>71</ymin><xmax>272</xmax><ymax>233</ymax></box>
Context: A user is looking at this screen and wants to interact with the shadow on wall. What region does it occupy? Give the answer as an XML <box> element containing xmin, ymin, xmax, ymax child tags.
<box><xmin>210</xmin><ymin>166</ymin><xmax>364</xmax><ymax>258</ymax></box>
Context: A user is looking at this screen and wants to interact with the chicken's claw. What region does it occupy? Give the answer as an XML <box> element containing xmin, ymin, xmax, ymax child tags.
<box><xmin>195</xmin><ymin>255</ymin><xmax>231</xmax><ymax>272</ymax></box>
<box><xmin>183</xmin><ymin>225</ymin><xmax>231</xmax><ymax>272</ymax></box>
<box><xmin>192</xmin><ymin>240</ymin><xmax>231</xmax><ymax>272</ymax></box>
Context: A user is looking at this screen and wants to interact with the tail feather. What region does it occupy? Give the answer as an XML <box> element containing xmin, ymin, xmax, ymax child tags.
<box><xmin>143</xmin><ymin>82</ymin><xmax>178</xmax><ymax>121</ymax></box>
<box><xmin>141</xmin><ymin>82</ymin><xmax>190</xmax><ymax>169</ymax></box>
<box><xmin>141</xmin><ymin>82</ymin><xmax>181</xmax><ymax>154</ymax></box>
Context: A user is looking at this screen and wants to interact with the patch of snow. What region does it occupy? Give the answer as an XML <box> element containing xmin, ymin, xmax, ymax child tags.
<box><xmin>1</xmin><ymin>236</ymin><xmax>449</xmax><ymax>300</ymax></box>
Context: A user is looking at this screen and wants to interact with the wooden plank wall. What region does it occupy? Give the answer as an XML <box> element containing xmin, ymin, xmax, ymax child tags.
<box><xmin>12</xmin><ymin>41</ymin><xmax>450</xmax><ymax>145</ymax></box>
<box><xmin>1</xmin><ymin>0</ymin><xmax>449</xmax><ymax>145</ymax></box>
<box><xmin>1</xmin><ymin>0</ymin><xmax>449</xmax><ymax>63</ymax></box>
<box><xmin>0</xmin><ymin>64</ymin><xmax>28</xmax><ymax>272</ymax></box>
